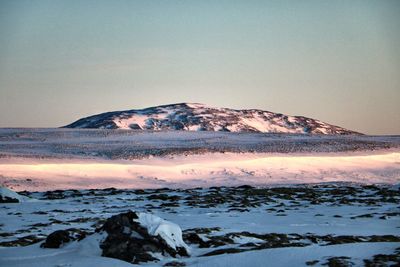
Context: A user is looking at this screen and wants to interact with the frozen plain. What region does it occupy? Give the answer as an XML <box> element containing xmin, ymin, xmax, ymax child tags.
<box><xmin>0</xmin><ymin>128</ymin><xmax>399</xmax><ymax>191</ymax></box>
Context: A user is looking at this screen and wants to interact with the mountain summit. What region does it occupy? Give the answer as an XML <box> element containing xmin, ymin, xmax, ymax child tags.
<box><xmin>63</xmin><ymin>103</ymin><xmax>360</xmax><ymax>134</ymax></box>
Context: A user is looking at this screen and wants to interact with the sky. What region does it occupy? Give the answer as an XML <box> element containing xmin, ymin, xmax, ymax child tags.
<box><xmin>0</xmin><ymin>0</ymin><xmax>399</xmax><ymax>134</ymax></box>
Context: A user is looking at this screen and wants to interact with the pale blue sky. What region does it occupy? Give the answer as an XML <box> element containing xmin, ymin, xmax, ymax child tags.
<box><xmin>0</xmin><ymin>0</ymin><xmax>399</xmax><ymax>134</ymax></box>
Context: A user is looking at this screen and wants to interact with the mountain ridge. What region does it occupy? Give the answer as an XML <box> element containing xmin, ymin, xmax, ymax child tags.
<box><xmin>63</xmin><ymin>103</ymin><xmax>361</xmax><ymax>135</ymax></box>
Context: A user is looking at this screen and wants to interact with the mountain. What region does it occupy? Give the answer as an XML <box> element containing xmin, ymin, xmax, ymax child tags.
<box><xmin>63</xmin><ymin>103</ymin><xmax>360</xmax><ymax>134</ymax></box>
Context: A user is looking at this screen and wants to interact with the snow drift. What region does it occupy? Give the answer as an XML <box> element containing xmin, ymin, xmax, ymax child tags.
<box><xmin>0</xmin><ymin>187</ymin><xmax>31</xmax><ymax>203</ymax></box>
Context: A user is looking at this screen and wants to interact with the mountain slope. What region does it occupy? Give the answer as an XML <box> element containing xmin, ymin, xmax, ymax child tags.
<box><xmin>63</xmin><ymin>103</ymin><xmax>360</xmax><ymax>134</ymax></box>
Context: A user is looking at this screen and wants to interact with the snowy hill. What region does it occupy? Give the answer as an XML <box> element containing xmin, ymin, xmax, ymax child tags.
<box><xmin>63</xmin><ymin>103</ymin><xmax>360</xmax><ymax>134</ymax></box>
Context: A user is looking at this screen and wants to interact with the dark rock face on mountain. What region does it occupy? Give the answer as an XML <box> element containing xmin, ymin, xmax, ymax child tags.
<box><xmin>64</xmin><ymin>103</ymin><xmax>360</xmax><ymax>134</ymax></box>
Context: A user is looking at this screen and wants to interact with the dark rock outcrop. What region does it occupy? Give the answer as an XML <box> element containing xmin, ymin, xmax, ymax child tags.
<box><xmin>39</xmin><ymin>211</ymin><xmax>189</xmax><ymax>264</ymax></box>
<box><xmin>41</xmin><ymin>230</ymin><xmax>71</xmax><ymax>248</ymax></box>
<box><xmin>98</xmin><ymin>211</ymin><xmax>189</xmax><ymax>264</ymax></box>
<box><xmin>0</xmin><ymin>196</ymin><xmax>19</xmax><ymax>203</ymax></box>
<box><xmin>41</xmin><ymin>228</ymin><xmax>87</xmax><ymax>248</ymax></box>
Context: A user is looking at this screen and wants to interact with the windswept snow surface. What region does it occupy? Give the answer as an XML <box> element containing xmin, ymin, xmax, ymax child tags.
<box><xmin>0</xmin><ymin>152</ymin><xmax>399</xmax><ymax>191</ymax></box>
<box><xmin>184</xmin><ymin>243</ymin><xmax>400</xmax><ymax>267</ymax></box>
<box><xmin>0</xmin><ymin>185</ymin><xmax>399</xmax><ymax>266</ymax></box>
<box><xmin>0</xmin><ymin>128</ymin><xmax>397</xmax><ymax>160</ymax></box>
<box><xmin>1</xmin><ymin>241</ymin><xmax>398</xmax><ymax>267</ymax></box>
<box><xmin>0</xmin><ymin>129</ymin><xmax>399</xmax><ymax>191</ymax></box>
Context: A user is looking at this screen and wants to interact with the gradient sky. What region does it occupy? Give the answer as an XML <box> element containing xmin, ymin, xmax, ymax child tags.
<box><xmin>0</xmin><ymin>0</ymin><xmax>399</xmax><ymax>134</ymax></box>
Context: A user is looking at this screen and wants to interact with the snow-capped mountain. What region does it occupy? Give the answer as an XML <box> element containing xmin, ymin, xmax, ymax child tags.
<box><xmin>63</xmin><ymin>103</ymin><xmax>360</xmax><ymax>134</ymax></box>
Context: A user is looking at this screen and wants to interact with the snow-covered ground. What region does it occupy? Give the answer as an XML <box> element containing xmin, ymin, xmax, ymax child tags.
<box><xmin>0</xmin><ymin>151</ymin><xmax>399</xmax><ymax>191</ymax></box>
<box><xmin>0</xmin><ymin>185</ymin><xmax>399</xmax><ymax>266</ymax></box>
<box><xmin>0</xmin><ymin>129</ymin><xmax>399</xmax><ymax>160</ymax></box>
<box><xmin>0</xmin><ymin>129</ymin><xmax>399</xmax><ymax>266</ymax></box>
<box><xmin>0</xmin><ymin>129</ymin><xmax>399</xmax><ymax>191</ymax></box>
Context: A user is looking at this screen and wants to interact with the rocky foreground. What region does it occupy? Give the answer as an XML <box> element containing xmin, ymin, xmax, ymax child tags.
<box><xmin>0</xmin><ymin>184</ymin><xmax>399</xmax><ymax>266</ymax></box>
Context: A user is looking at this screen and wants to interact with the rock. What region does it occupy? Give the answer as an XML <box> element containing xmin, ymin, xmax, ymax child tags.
<box><xmin>43</xmin><ymin>190</ymin><xmax>65</xmax><ymax>200</ymax></box>
<box><xmin>41</xmin><ymin>228</ymin><xmax>88</xmax><ymax>248</ymax></box>
<box><xmin>164</xmin><ymin>261</ymin><xmax>186</xmax><ymax>266</ymax></box>
<box><xmin>322</xmin><ymin>256</ymin><xmax>354</xmax><ymax>266</ymax></box>
<box><xmin>0</xmin><ymin>235</ymin><xmax>45</xmax><ymax>247</ymax></box>
<box><xmin>0</xmin><ymin>197</ymin><xmax>19</xmax><ymax>203</ymax></box>
<box><xmin>98</xmin><ymin>211</ymin><xmax>190</xmax><ymax>264</ymax></box>
<box><xmin>236</xmin><ymin>185</ymin><xmax>254</xmax><ymax>190</ymax></box>
<box><xmin>147</xmin><ymin>194</ymin><xmax>181</xmax><ymax>202</ymax></box>
<box><xmin>201</xmin><ymin>247</ymin><xmax>245</xmax><ymax>257</ymax></box>
<box><xmin>183</xmin><ymin>232</ymin><xmax>208</xmax><ymax>247</ymax></box>
<box><xmin>41</xmin><ymin>230</ymin><xmax>70</xmax><ymax>248</ymax></box>
<box><xmin>364</xmin><ymin>247</ymin><xmax>400</xmax><ymax>266</ymax></box>
<box><xmin>0</xmin><ymin>187</ymin><xmax>29</xmax><ymax>203</ymax></box>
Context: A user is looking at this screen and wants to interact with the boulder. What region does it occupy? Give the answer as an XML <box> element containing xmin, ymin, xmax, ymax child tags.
<box><xmin>41</xmin><ymin>228</ymin><xmax>87</xmax><ymax>248</ymax></box>
<box><xmin>39</xmin><ymin>211</ymin><xmax>190</xmax><ymax>264</ymax></box>
<box><xmin>41</xmin><ymin>230</ymin><xmax>70</xmax><ymax>248</ymax></box>
<box><xmin>98</xmin><ymin>211</ymin><xmax>190</xmax><ymax>264</ymax></box>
